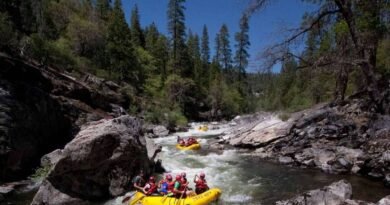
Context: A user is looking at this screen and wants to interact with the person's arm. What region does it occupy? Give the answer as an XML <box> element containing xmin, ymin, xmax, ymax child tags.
<box><xmin>142</xmin><ymin>184</ymin><xmax>150</xmax><ymax>194</ymax></box>
<box><xmin>193</xmin><ymin>175</ymin><xmax>198</xmax><ymax>183</ymax></box>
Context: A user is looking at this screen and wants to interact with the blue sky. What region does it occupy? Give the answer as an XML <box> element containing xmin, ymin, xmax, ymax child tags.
<box><xmin>122</xmin><ymin>0</ymin><xmax>317</xmax><ymax>72</ymax></box>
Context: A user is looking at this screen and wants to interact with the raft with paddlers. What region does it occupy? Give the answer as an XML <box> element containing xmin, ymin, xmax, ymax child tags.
<box><xmin>176</xmin><ymin>143</ymin><xmax>201</xmax><ymax>150</ymax></box>
<box><xmin>176</xmin><ymin>136</ymin><xmax>201</xmax><ymax>150</ymax></box>
<box><xmin>129</xmin><ymin>188</ymin><xmax>221</xmax><ymax>205</ymax></box>
<box><xmin>198</xmin><ymin>125</ymin><xmax>208</xmax><ymax>131</ymax></box>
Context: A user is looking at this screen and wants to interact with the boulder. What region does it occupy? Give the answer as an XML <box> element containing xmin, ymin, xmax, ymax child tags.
<box><xmin>32</xmin><ymin>180</ymin><xmax>88</xmax><ymax>205</ymax></box>
<box><xmin>153</xmin><ymin>125</ymin><xmax>169</xmax><ymax>137</ymax></box>
<box><xmin>377</xmin><ymin>195</ymin><xmax>390</xmax><ymax>205</ymax></box>
<box><xmin>31</xmin><ymin>116</ymin><xmax>153</xmax><ymax>204</ymax></box>
<box><xmin>278</xmin><ymin>156</ymin><xmax>294</xmax><ymax>165</ymax></box>
<box><xmin>276</xmin><ymin>180</ymin><xmax>353</xmax><ymax>205</ymax></box>
<box><xmin>384</xmin><ymin>174</ymin><xmax>390</xmax><ymax>187</ymax></box>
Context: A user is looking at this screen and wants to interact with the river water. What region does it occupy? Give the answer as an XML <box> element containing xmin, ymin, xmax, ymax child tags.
<box><xmin>5</xmin><ymin>124</ymin><xmax>390</xmax><ymax>205</ymax></box>
<box><xmin>144</xmin><ymin>124</ymin><xmax>390</xmax><ymax>205</ymax></box>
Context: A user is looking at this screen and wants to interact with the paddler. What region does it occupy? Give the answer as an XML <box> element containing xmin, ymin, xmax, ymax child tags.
<box><xmin>142</xmin><ymin>176</ymin><xmax>158</xmax><ymax>195</ymax></box>
<box><xmin>194</xmin><ymin>172</ymin><xmax>209</xmax><ymax>194</ymax></box>
<box><xmin>132</xmin><ymin>170</ymin><xmax>145</xmax><ymax>191</ymax></box>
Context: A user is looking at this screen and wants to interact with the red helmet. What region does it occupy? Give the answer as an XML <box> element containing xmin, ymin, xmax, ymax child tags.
<box><xmin>175</xmin><ymin>174</ymin><xmax>181</xmax><ymax>180</ymax></box>
<box><xmin>181</xmin><ymin>172</ymin><xmax>186</xmax><ymax>177</ymax></box>
<box><xmin>149</xmin><ymin>176</ymin><xmax>155</xmax><ymax>182</ymax></box>
<box><xmin>166</xmin><ymin>174</ymin><xmax>172</xmax><ymax>180</ymax></box>
<box><xmin>200</xmin><ymin>172</ymin><xmax>205</xmax><ymax>178</ymax></box>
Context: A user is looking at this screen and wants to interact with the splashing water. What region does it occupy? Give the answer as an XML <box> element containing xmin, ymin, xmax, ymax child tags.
<box><xmin>105</xmin><ymin>122</ymin><xmax>390</xmax><ymax>205</ymax></box>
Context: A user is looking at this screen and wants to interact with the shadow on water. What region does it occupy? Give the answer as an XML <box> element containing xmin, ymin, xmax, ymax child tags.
<box><xmin>237</xmin><ymin>155</ymin><xmax>390</xmax><ymax>204</ymax></box>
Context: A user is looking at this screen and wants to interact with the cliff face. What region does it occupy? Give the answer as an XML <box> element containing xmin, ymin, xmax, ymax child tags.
<box><xmin>0</xmin><ymin>55</ymin><xmax>129</xmax><ymax>182</ymax></box>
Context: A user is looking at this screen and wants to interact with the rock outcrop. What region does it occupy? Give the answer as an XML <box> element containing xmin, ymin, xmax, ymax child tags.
<box><xmin>0</xmin><ymin>55</ymin><xmax>129</xmax><ymax>182</ymax></box>
<box><xmin>276</xmin><ymin>180</ymin><xmax>389</xmax><ymax>205</ymax></box>
<box><xmin>222</xmin><ymin>113</ymin><xmax>292</xmax><ymax>148</ymax></box>
<box><xmin>32</xmin><ymin>116</ymin><xmax>155</xmax><ymax>204</ymax></box>
<box><xmin>220</xmin><ymin>99</ymin><xmax>390</xmax><ymax>185</ymax></box>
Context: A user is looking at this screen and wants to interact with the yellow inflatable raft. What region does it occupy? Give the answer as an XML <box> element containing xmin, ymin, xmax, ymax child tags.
<box><xmin>176</xmin><ymin>143</ymin><xmax>201</xmax><ymax>150</ymax></box>
<box><xmin>129</xmin><ymin>188</ymin><xmax>221</xmax><ymax>205</ymax></box>
<box><xmin>198</xmin><ymin>125</ymin><xmax>208</xmax><ymax>131</ymax></box>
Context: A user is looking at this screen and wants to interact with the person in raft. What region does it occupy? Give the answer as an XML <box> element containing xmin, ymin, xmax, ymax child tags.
<box><xmin>177</xmin><ymin>136</ymin><xmax>185</xmax><ymax>146</ymax></box>
<box><xmin>158</xmin><ymin>174</ymin><xmax>175</xmax><ymax>196</ymax></box>
<box><xmin>186</xmin><ymin>137</ymin><xmax>197</xmax><ymax>146</ymax></box>
<box><xmin>132</xmin><ymin>170</ymin><xmax>145</xmax><ymax>191</ymax></box>
<box><xmin>142</xmin><ymin>176</ymin><xmax>158</xmax><ymax>195</ymax></box>
<box><xmin>173</xmin><ymin>174</ymin><xmax>194</xmax><ymax>198</ymax></box>
<box><xmin>194</xmin><ymin>172</ymin><xmax>209</xmax><ymax>194</ymax></box>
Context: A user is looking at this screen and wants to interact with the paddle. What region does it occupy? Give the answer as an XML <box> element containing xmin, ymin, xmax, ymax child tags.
<box><xmin>161</xmin><ymin>192</ymin><xmax>174</xmax><ymax>203</ymax></box>
<box><xmin>176</xmin><ymin>183</ymin><xmax>188</xmax><ymax>205</ymax></box>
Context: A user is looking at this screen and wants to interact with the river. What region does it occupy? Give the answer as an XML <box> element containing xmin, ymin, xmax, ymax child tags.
<box><xmin>5</xmin><ymin>123</ymin><xmax>390</xmax><ymax>205</ymax></box>
<box><xmin>131</xmin><ymin>123</ymin><xmax>390</xmax><ymax>204</ymax></box>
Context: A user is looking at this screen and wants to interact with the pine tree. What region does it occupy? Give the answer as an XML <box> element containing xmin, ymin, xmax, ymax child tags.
<box><xmin>145</xmin><ymin>23</ymin><xmax>169</xmax><ymax>80</ymax></box>
<box><xmin>234</xmin><ymin>14</ymin><xmax>250</xmax><ymax>83</ymax></box>
<box><xmin>187</xmin><ymin>30</ymin><xmax>200</xmax><ymax>60</ymax></box>
<box><xmin>130</xmin><ymin>4</ymin><xmax>145</xmax><ymax>47</ymax></box>
<box><xmin>145</xmin><ymin>23</ymin><xmax>159</xmax><ymax>52</ymax></box>
<box><xmin>201</xmin><ymin>25</ymin><xmax>210</xmax><ymax>63</ymax></box>
<box><xmin>96</xmin><ymin>0</ymin><xmax>111</xmax><ymax>20</ymax></box>
<box><xmin>167</xmin><ymin>0</ymin><xmax>187</xmax><ymax>75</ymax></box>
<box><xmin>218</xmin><ymin>24</ymin><xmax>233</xmax><ymax>75</ymax></box>
<box><xmin>106</xmin><ymin>0</ymin><xmax>138</xmax><ymax>84</ymax></box>
<box><xmin>214</xmin><ymin>33</ymin><xmax>221</xmax><ymax>64</ymax></box>
<box><xmin>187</xmin><ymin>30</ymin><xmax>202</xmax><ymax>83</ymax></box>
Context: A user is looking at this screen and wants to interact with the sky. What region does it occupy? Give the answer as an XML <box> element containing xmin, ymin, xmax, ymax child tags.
<box><xmin>121</xmin><ymin>0</ymin><xmax>317</xmax><ymax>72</ymax></box>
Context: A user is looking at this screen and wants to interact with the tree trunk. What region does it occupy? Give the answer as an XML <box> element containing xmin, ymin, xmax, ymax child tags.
<box><xmin>334</xmin><ymin>66</ymin><xmax>349</xmax><ymax>103</ymax></box>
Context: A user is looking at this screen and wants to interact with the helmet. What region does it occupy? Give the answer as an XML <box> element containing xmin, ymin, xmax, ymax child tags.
<box><xmin>181</xmin><ymin>172</ymin><xmax>186</xmax><ymax>177</ymax></box>
<box><xmin>200</xmin><ymin>172</ymin><xmax>205</xmax><ymax>178</ymax></box>
<box><xmin>166</xmin><ymin>174</ymin><xmax>172</xmax><ymax>180</ymax></box>
<box><xmin>149</xmin><ymin>176</ymin><xmax>155</xmax><ymax>182</ymax></box>
<box><xmin>175</xmin><ymin>174</ymin><xmax>181</xmax><ymax>180</ymax></box>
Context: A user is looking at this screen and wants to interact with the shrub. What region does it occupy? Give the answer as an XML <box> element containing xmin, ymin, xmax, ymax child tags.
<box><xmin>29</xmin><ymin>164</ymin><xmax>51</xmax><ymax>182</ymax></box>
<box><xmin>278</xmin><ymin>113</ymin><xmax>290</xmax><ymax>122</ymax></box>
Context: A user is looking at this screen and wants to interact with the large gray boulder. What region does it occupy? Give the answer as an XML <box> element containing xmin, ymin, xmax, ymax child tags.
<box><xmin>153</xmin><ymin>125</ymin><xmax>169</xmax><ymax>137</ymax></box>
<box><xmin>275</xmin><ymin>180</ymin><xmax>390</xmax><ymax>205</ymax></box>
<box><xmin>276</xmin><ymin>180</ymin><xmax>353</xmax><ymax>205</ymax></box>
<box><xmin>31</xmin><ymin>115</ymin><xmax>153</xmax><ymax>205</ymax></box>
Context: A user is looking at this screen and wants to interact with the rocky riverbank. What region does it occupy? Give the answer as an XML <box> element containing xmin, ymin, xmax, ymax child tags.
<box><xmin>275</xmin><ymin>180</ymin><xmax>390</xmax><ymax>205</ymax></box>
<box><xmin>218</xmin><ymin>99</ymin><xmax>390</xmax><ymax>187</ymax></box>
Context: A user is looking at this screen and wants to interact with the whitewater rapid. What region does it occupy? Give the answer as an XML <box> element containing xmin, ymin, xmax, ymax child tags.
<box><xmin>104</xmin><ymin>122</ymin><xmax>390</xmax><ymax>205</ymax></box>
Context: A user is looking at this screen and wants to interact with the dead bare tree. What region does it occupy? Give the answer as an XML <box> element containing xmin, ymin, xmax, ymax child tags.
<box><xmin>248</xmin><ymin>0</ymin><xmax>390</xmax><ymax>113</ymax></box>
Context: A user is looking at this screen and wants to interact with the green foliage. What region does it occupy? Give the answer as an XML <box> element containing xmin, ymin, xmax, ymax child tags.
<box><xmin>66</xmin><ymin>15</ymin><xmax>103</xmax><ymax>58</ymax></box>
<box><xmin>278</xmin><ymin>113</ymin><xmax>290</xmax><ymax>122</ymax></box>
<box><xmin>30</xmin><ymin>164</ymin><xmax>51</xmax><ymax>182</ymax></box>
<box><xmin>201</xmin><ymin>25</ymin><xmax>210</xmax><ymax>63</ymax></box>
<box><xmin>0</xmin><ymin>12</ymin><xmax>17</xmax><ymax>50</ymax></box>
<box><xmin>106</xmin><ymin>0</ymin><xmax>139</xmax><ymax>85</ymax></box>
<box><xmin>167</xmin><ymin>0</ymin><xmax>188</xmax><ymax>76</ymax></box>
<box><xmin>377</xmin><ymin>39</ymin><xmax>390</xmax><ymax>77</ymax></box>
<box><xmin>130</xmin><ymin>4</ymin><xmax>145</xmax><ymax>47</ymax></box>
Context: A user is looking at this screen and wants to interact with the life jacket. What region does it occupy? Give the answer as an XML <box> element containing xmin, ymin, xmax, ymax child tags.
<box><xmin>159</xmin><ymin>181</ymin><xmax>169</xmax><ymax>194</ymax></box>
<box><xmin>195</xmin><ymin>179</ymin><xmax>208</xmax><ymax>189</ymax></box>
<box><xmin>146</xmin><ymin>182</ymin><xmax>158</xmax><ymax>195</ymax></box>
<box><xmin>167</xmin><ymin>181</ymin><xmax>175</xmax><ymax>192</ymax></box>
<box><xmin>180</xmin><ymin>178</ymin><xmax>187</xmax><ymax>191</ymax></box>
